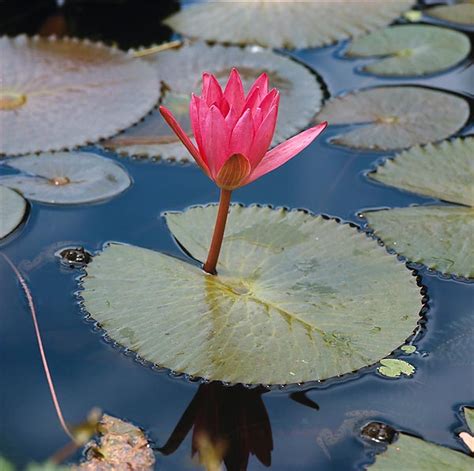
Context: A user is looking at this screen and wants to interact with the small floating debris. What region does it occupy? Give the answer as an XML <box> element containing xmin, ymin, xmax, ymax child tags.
<box><xmin>0</xmin><ymin>152</ymin><xmax>131</xmax><ymax>204</ymax></box>
<box><xmin>361</xmin><ymin>422</ymin><xmax>397</xmax><ymax>444</ymax></box>
<box><xmin>59</xmin><ymin>247</ymin><xmax>92</xmax><ymax>268</ymax></box>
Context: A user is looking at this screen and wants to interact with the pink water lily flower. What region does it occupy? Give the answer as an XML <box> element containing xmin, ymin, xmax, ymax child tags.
<box><xmin>159</xmin><ymin>68</ymin><xmax>327</xmax><ymax>190</ymax></box>
<box><xmin>160</xmin><ymin>68</ymin><xmax>327</xmax><ymax>274</ymax></box>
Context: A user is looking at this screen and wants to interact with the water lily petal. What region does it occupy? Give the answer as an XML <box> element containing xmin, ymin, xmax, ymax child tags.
<box><xmin>159</xmin><ymin>106</ymin><xmax>210</xmax><ymax>175</ymax></box>
<box><xmin>223</xmin><ymin>68</ymin><xmax>245</xmax><ymax>115</ymax></box>
<box><xmin>203</xmin><ymin>105</ymin><xmax>230</xmax><ymax>177</ymax></box>
<box><xmin>247</xmin><ymin>122</ymin><xmax>327</xmax><ymax>183</ymax></box>
<box><xmin>202</xmin><ymin>73</ymin><xmax>224</xmax><ymax>107</ymax></box>
<box><xmin>215</xmin><ymin>153</ymin><xmax>251</xmax><ymax>190</ymax></box>
<box><xmin>247</xmin><ymin>72</ymin><xmax>269</xmax><ymax>102</ymax></box>
<box><xmin>249</xmin><ymin>104</ymin><xmax>279</xmax><ymax>168</ymax></box>
<box><xmin>229</xmin><ymin>108</ymin><xmax>254</xmax><ymax>159</ymax></box>
<box><xmin>259</xmin><ymin>89</ymin><xmax>280</xmax><ymax>119</ymax></box>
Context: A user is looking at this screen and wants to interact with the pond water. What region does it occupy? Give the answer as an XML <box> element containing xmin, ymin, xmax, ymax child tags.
<box><xmin>0</xmin><ymin>1</ymin><xmax>473</xmax><ymax>470</ymax></box>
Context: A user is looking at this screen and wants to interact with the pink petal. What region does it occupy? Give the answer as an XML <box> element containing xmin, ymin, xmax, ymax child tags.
<box><xmin>203</xmin><ymin>105</ymin><xmax>230</xmax><ymax>178</ymax></box>
<box><xmin>247</xmin><ymin>72</ymin><xmax>269</xmax><ymax>102</ymax></box>
<box><xmin>229</xmin><ymin>108</ymin><xmax>254</xmax><ymax>158</ymax></box>
<box><xmin>246</xmin><ymin>122</ymin><xmax>328</xmax><ymax>184</ymax></box>
<box><xmin>225</xmin><ymin>105</ymin><xmax>241</xmax><ymax>130</ymax></box>
<box><xmin>259</xmin><ymin>89</ymin><xmax>279</xmax><ymax>118</ymax></box>
<box><xmin>253</xmin><ymin>107</ymin><xmax>263</xmax><ymax>132</ymax></box>
<box><xmin>190</xmin><ymin>94</ymin><xmax>204</xmax><ymax>152</ymax></box>
<box><xmin>248</xmin><ymin>104</ymin><xmax>278</xmax><ymax>168</ymax></box>
<box><xmin>202</xmin><ymin>73</ymin><xmax>224</xmax><ymax>107</ymax></box>
<box><xmin>223</xmin><ymin>68</ymin><xmax>245</xmax><ymax>115</ymax></box>
<box><xmin>243</xmin><ymin>86</ymin><xmax>261</xmax><ymax>115</ymax></box>
<box><xmin>159</xmin><ymin>106</ymin><xmax>210</xmax><ymax>176</ymax></box>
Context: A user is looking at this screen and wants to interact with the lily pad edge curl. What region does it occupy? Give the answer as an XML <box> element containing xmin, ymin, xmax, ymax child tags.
<box><xmin>80</xmin><ymin>204</ymin><xmax>424</xmax><ymax>386</ymax></box>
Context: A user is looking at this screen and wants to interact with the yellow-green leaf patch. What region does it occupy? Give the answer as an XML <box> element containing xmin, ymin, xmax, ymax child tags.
<box><xmin>377</xmin><ymin>359</ymin><xmax>415</xmax><ymax>378</ymax></box>
<box><xmin>82</xmin><ymin>205</ymin><xmax>421</xmax><ymax>385</ymax></box>
<box><xmin>316</xmin><ymin>87</ymin><xmax>469</xmax><ymax>151</ymax></box>
<box><xmin>346</xmin><ymin>25</ymin><xmax>470</xmax><ymax>76</ymax></box>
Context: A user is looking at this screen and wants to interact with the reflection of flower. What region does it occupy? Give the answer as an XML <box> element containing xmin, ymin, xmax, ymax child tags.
<box><xmin>160</xmin><ymin>68</ymin><xmax>327</xmax><ymax>274</ymax></box>
<box><xmin>158</xmin><ymin>383</ymin><xmax>273</xmax><ymax>470</ymax></box>
<box><xmin>160</xmin><ymin>68</ymin><xmax>326</xmax><ymax>190</ymax></box>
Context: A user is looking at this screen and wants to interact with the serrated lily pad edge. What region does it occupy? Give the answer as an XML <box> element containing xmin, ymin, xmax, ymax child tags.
<box><xmin>76</xmin><ymin>203</ymin><xmax>427</xmax><ymax>389</ymax></box>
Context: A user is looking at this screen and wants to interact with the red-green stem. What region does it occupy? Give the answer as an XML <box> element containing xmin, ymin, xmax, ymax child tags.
<box><xmin>203</xmin><ymin>189</ymin><xmax>232</xmax><ymax>275</ymax></box>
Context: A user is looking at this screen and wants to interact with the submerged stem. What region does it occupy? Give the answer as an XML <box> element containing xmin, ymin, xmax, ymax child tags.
<box><xmin>1</xmin><ymin>253</ymin><xmax>77</xmax><ymax>443</ymax></box>
<box><xmin>203</xmin><ymin>189</ymin><xmax>232</xmax><ymax>275</ymax></box>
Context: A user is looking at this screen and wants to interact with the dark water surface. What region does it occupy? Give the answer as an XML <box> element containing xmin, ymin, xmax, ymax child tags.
<box><xmin>1</xmin><ymin>2</ymin><xmax>473</xmax><ymax>470</ymax></box>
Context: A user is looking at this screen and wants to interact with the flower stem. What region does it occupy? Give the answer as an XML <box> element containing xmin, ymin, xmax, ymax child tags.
<box><xmin>203</xmin><ymin>189</ymin><xmax>232</xmax><ymax>275</ymax></box>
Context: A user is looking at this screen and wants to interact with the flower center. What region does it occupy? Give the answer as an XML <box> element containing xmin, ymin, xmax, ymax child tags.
<box><xmin>0</xmin><ymin>92</ymin><xmax>27</xmax><ymax>110</ymax></box>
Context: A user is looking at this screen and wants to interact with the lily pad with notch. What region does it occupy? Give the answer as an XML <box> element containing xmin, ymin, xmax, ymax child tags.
<box><xmin>346</xmin><ymin>25</ymin><xmax>471</xmax><ymax>76</ymax></box>
<box><xmin>164</xmin><ymin>0</ymin><xmax>415</xmax><ymax>49</ymax></box>
<box><xmin>425</xmin><ymin>1</ymin><xmax>474</xmax><ymax>26</ymax></box>
<box><xmin>104</xmin><ymin>42</ymin><xmax>324</xmax><ymax>162</ymax></box>
<box><xmin>364</xmin><ymin>138</ymin><xmax>474</xmax><ymax>278</ymax></box>
<box><xmin>0</xmin><ymin>151</ymin><xmax>131</xmax><ymax>204</ymax></box>
<box><xmin>0</xmin><ymin>35</ymin><xmax>159</xmax><ymax>156</ymax></box>
<box><xmin>81</xmin><ymin>205</ymin><xmax>421</xmax><ymax>385</ymax></box>
<box><xmin>316</xmin><ymin>86</ymin><xmax>469</xmax><ymax>151</ymax></box>
<box><xmin>0</xmin><ymin>185</ymin><xmax>27</xmax><ymax>239</ymax></box>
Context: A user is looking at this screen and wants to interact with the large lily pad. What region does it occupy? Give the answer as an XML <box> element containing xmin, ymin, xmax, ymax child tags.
<box><xmin>365</xmin><ymin>138</ymin><xmax>474</xmax><ymax>278</ymax></box>
<box><xmin>316</xmin><ymin>87</ymin><xmax>469</xmax><ymax>151</ymax></box>
<box><xmin>0</xmin><ymin>185</ymin><xmax>26</xmax><ymax>239</ymax></box>
<box><xmin>0</xmin><ymin>152</ymin><xmax>131</xmax><ymax>204</ymax></box>
<box><xmin>0</xmin><ymin>35</ymin><xmax>159</xmax><ymax>156</ymax></box>
<box><xmin>426</xmin><ymin>1</ymin><xmax>474</xmax><ymax>26</ymax></box>
<box><xmin>370</xmin><ymin>433</ymin><xmax>473</xmax><ymax>470</ymax></box>
<box><xmin>104</xmin><ymin>42</ymin><xmax>323</xmax><ymax>161</ymax></box>
<box><xmin>164</xmin><ymin>0</ymin><xmax>414</xmax><ymax>49</ymax></box>
<box><xmin>346</xmin><ymin>25</ymin><xmax>471</xmax><ymax>76</ymax></box>
<box><xmin>82</xmin><ymin>205</ymin><xmax>421</xmax><ymax>385</ymax></box>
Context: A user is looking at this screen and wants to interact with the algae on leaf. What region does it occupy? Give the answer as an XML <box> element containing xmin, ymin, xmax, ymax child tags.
<box><xmin>164</xmin><ymin>0</ymin><xmax>414</xmax><ymax>49</ymax></box>
<box><xmin>105</xmin><ymin>42</ymin><xmax>323</xmax><ymax>162</ymax></box>
<box><xmin>365</xmin><ymin>138</ymin><xmax>474</xmax><ymax>278</ymax></box>
<box><xmin>0</xmin><ymin>152</ymin><xmax>131</xmax><ymax>204</ymax></box>
<box><xmin>0</xmin><ymin>35</ymin><xmax>159</xmax><ymax>155</ymax></box>
<box><xmin>316</xmin><ymin>87</ymin><xmax>469</xmax><ymax>151</ymax></box>
<box><xmin>346</xmin><ymin>25</ymin><xmax>470</xmax><ymax>76</ymax></box>
<box><xmin>0</xmin><ymin>185</ymin><xmax>26</xmax><ymax>239</ymax></box>
<box><xmin>82</xmin><ymin>205</ymin><xmax>421</xmax><ymax>385</ymax></box>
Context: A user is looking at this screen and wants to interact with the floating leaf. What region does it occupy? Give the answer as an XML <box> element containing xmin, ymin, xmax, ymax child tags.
<box><xmin>400</xmin><ymin>345</ymin><xmax>416</xmax><ymax>354</ymax></box>
<box><xmin>0</xmin><ymin>35</ymin><xmax>159</xmax><ymax>156</ymax></box>
<box><xmin>365</xmin><ymin>138</ymin><xmax>474</xmax><ymax>278</ymax></box>
<box><xmin>0</xmin><ymin>185</ymin><xmax>26</xmax><ymax>239</ymax></box>
<box><xmin>426</xmin><ymin>1</ymin><xmax>474</xmax><ymax>26</ymax></box>
<box><xmin>71</xmin><ymin>414</ymin><xmax>155</xmax><ymax>471</ymax></box>
<box><xmin>164</xmin><ymin>0</ymin><xmax>414</xmax><ymax>49</ymax></box>
<box><xmin>369</xmin><ymin>138</ymin><xmax>474</xmax><ymax>206</ymax></box>
<box><xmin>377</xmin><ymin>359</ymin><xmax>415</xmax><ymax>378</ymax></box>
<box><xmin>105</xmin><ymin>42</ymin><xmax>323</xmax><ymax>161</ymax></box>
<box><xmin>82</xmin><ymin>205</ymin><xmax>421</xmax><ymax>385</ymax></box>
<box><xmin>346</xmin><ymin>25</ymin><xmax>470</xmax><ymax>76</ymax></box>
<box><xmin>0</xmin><ymin>457</ymin><xmax>15</xmax><ymax>471</ymax></box>
<box><xmin>0</xmin><ymin>152</ymin><xmax>131</xmax><ymax>204</ymax></box>
<box><xmin>316</xmin><ymin>87</ymin><xmax>469</xmax><ymax>150</ymax></box>
<box><xmin>464</xmin><ymin>407</ymin><xmax>474</xmax><ymax>434</ymax></box>
<box><xmin>370</xmin><ymin>433</ymin><xmax>473</xmax><ymax>470</ymax></box>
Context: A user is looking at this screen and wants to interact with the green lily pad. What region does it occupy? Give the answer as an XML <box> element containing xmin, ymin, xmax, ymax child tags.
<box><xmin>164</xmin><ymin>0</ymin><xmax>415</xmax><ymax>49</ymax></box>
<box><xmin>365</xmin><ymin>138</ymin><xmax>474</xmax><ymax>278</ymax></box>
<box><xmin>82</xmin><ymin>205</ymin><xmax>421</xmax><ymax>385</ymax></box>
<box><xmin>400</xmin><ymin>345</ymin><xmax>416</xmax><ymax>354</ymax></box>
<box><xmin>104</xmin><ymin>42</ymin><xmax>323</xmax><ymax>161</ymax></box>
<box><xmin>426</xmin><ymin>1</ymin><xmax>474</xmax><ymax>26</ymax></box>
<box><xmin>464</xmin><ymin>407</ymin><xmax>474</xmax><ymax>434</ymax></box>
<box><xmin>377</xmin><ymin>359</ymin><xmax>415</xmax><ymax>378</ymax></box>
<box><xmin>365</xmin><ymin>206</ymin><xmax>474</xmax><ymax>278</ymax></box>
<box><xmin>316</xmin><ymin>87</ymin><xmax>469</xmax><ymax>151</ymax></box>
<box><xmin>0</xmin><ymin>185</ymin><xmax>26</xmax><ymax>239</ymax></box>
<box><xmin>0</xmin><ymin>152</ymin><xmax>131</xmax><ymax>205</ymax></box>
<box><xmin>369</xmin><ymin>138</ymin><xmax>474</xmax><ymax>207</ymax></box>
<box><xmin>370</xmin><ymin>433</ymin><xmax>473</xmax><ymax>470</ymax></box>
<box><xmin>346</xmin><ymin>25</ymin><xmax>470</xmax><ymax>76</ymax></box>
<box><xmin>0</xmin><ymin>35</ymin><xmax>159</xmax><ymax>156</ymax></box>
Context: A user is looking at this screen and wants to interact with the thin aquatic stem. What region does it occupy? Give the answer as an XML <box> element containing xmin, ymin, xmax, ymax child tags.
<box><xmin>203</xmin><ymin>189</ymin><xmax>232</xmax><ymax>275</ymax></box>
<box><xmin>1</xmin><ymin>253</ymin><xmax>77</xmax><ymax>443</ymax></box>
